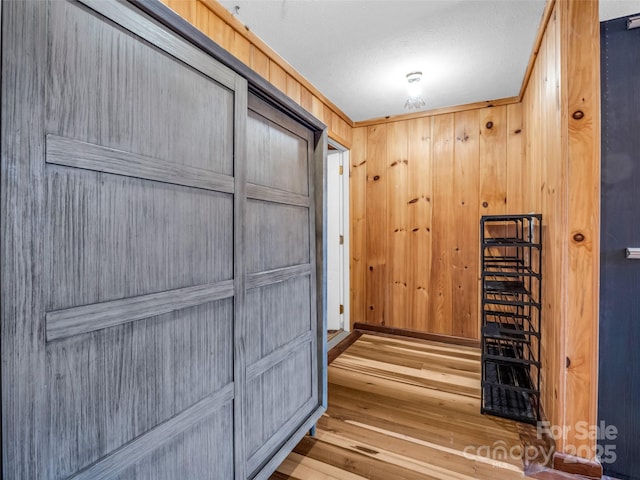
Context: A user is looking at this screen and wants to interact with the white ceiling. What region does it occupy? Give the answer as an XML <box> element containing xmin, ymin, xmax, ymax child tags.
<box><xmin>220</xmin><ymin>0</ymin><xmax>640</xmax><ymax>123</ymax></box>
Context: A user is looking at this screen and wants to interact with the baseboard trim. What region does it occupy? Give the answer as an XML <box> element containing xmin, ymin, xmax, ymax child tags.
<box><xmin>327</xmin><ymin>330</ymin><xmax>362</xmax><ymax>364</ymax></box>
<box><xmin>352</xmin><ymin>323</ymin><xmax>481</xmax><ymax>348</ymax></box>
<box><xmin>552</xmin><ymin>452</ymin><xmax>602</xmax><ymax>479</ymax></box>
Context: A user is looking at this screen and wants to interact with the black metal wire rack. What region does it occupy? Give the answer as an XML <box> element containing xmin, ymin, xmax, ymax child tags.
<box><xmin>480</xmin><ymin>214</ymin><xmax>542</xmax><ymax>424</ymax></box>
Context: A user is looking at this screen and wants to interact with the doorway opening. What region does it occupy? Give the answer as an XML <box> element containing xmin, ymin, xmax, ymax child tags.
<box><xmin>326</xmin><ymin>140</ymin><xmax>350</xmax><ymax>351</ymax></box>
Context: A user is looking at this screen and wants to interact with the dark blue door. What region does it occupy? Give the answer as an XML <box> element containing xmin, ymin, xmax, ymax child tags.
<box><xmin>599</xmin><ymin>15</ymin><xmax>640</xmax><ymax>480</ymax></box>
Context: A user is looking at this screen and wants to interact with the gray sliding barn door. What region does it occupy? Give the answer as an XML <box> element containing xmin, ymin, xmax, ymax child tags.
<box><xmin>243</xmin><ymin>95</ymin><xmax>318</xmax><ymax>478</ymax></box>
<box><xmin>1</xmin><ymin>0</ymin><xmax>323</xmax><ymax>479</ymax></box>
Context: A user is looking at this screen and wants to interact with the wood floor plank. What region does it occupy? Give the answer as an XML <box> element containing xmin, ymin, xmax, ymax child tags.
<box><xmin>293</xmin><ymin>436</ymin><xmax>440</xmax><ymax>480</ymax></box>
<box><xmin>269</xmin><ymin>335</ymin><xmax>529</xmax><ymax>480</ymax></box>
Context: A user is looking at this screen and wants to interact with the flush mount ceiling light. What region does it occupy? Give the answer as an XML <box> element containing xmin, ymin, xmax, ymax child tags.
<box><xmin>404</xmin><ymin>71</ymin><xmax>426</xmax><ymax>110</ymax></box>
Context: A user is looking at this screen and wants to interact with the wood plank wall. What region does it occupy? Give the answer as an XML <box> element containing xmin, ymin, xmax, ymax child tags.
<box><xmin>521</xmin><ymin>0</ymin><xmax>600</xmax><ymax>460</ymax></box>
<box><xmin>521</xmin><ymin>1</ymin><xmax>565</xmax><ymax>449</ymax></box>
<box><xmin>350</xmin><ymin>105</ymin><xmax>524</xmax><ymax>339</ymax></box>
<box><xmin>160</xmin><ymin>0</ymin><xmax>353</xmax><ymax>148</ymax></box>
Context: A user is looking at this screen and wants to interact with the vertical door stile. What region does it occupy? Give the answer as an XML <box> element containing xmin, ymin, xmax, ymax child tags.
<box><xmin>233</xmin><ymin>75</ymin><xmax>248</xmax><ymax>480</ymax></box>
<box><xmin>307</xmin><ymin>130</ymin><xmax>319</xmax><ymax>408</ymax></box>
<box><xmin>1</xmin><ymin>1</ymin><xmax>49</xmax><ymax>477</ymax></box>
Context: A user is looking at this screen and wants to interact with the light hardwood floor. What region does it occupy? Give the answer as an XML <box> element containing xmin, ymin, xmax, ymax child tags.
<box><xmin>270</xmin><ymin>333</ymin><xmax>531</xmax><ymax>480</ymax></box>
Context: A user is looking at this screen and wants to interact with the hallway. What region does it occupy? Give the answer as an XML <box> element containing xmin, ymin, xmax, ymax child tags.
<box><xmin>271</xmin><ymin>334</ymin><xmax>533</xmax><ymax>479</ymax></box>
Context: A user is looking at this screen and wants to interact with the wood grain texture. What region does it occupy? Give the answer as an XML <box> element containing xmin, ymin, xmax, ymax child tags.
<box><xmin>245</xmin><ymin>275</ymin><xmax>314</xmax><ymax>366</ymax></box>
<box><xmin>46</xmin><ymin>134</ymin><xmax>235</xmax><ymax>194</ymax></box>
<box><xmin>519</xmin><ymin>0</ymin><xmax>601</xmax><ymax>460</ymax></box>
<box><xmin>270</xmin><ymin>334</ymin><xmax>531</xmax><ymax>480</ymax></box>
<box><xmin>386</xmin><ymin>120</ymin><xmax>409</xmax><ymax>327</ymax></box>
<box><xmin>46</xmin><ymin>279</ymin><xmax>234</xmax><ymax>341</ymax></box>
<box><xmin>407</xmin><ymin>117</ymin><xmax>433</xmax><ymax>331</ymax></box>
<box><xmin>506</xmin><ymin>103</ymin><xmax>524</xmax><ymax>213</ymax></box>
<box><xmin>83</xmin><ymin>0</ymin><xmax>236</xmax><ymax>89</ymax></box>
<box><xmin>246</xmin><ymin>264</ymin><xmax>312</xmax><ymax>291</ymax></box>
<box><xmin>522</xmin><ymin>6</ymin><xmax>565</xmax><ymax>443</ymax></box>
<box><xmin>354</xmin><ymin>323</ymin><xmax>481</xmax><ymax>349</ymax></box>
<box><xmin>2</xmin><ymin>2</ymin><xmax>325</xmax><ymax>479</ymax></box>
<box><xmin>479</xmin><ymin>106</ymin><xmax>508</xmax><ymax>215</ymax></box>
<box><xmin>353</xmin><ymin>107</ymin><xmax>523</xmax><ymax>339</ymax></box>
<box><xmin>246</xmin><ymin>200</ymin><xmax>311</xmax><ymax>272</ymax></box>
<box><xmin>365</xmin><ymin>124</ymin><xmax>388</xmax><ymax>324</ymax></box>
<box><xmin>247</xmin><ymin>96</ymin><xmax>311</xmax><ymax>196</ymax></box>
<box><xmin>452</xmin><ymin>109</ymin><xmax>480</xmax><ymax>339</ymax></box>
<box><xmin>45</xmin><ymin>166</ymin><xmax>234</xmax><ymax>311</ymax></box>
<box><xmin>111</xmin><ymin>404</ymin><xmax>234</xmax><ymax>480</ymax></box>
<box><xmin>244</xmin><ymin>93</ymin><xmax>323</xmax><ymax>478</ymax></box>
<box><xmin>233</xmin><ymin>74</ymin><xmax>249</xmax><ymax>480</ymax></box>
<box><xmin>46</xmin><ymin>299</ymin><xmax>234</xmax><ymax>478</ymax></box>
<box><xmin>246</xmin><ymin>183</ymin><xmax>310</xmax><ymax>207</ymax></box>
<box><xmin>69</xmin><ymin>384</ymin><xmax>235</xmax><ymax>480</ymax></box>
<box><xmin>349</xmin><ymin>127</ymin><xmax>367</xmax><ymax>327</ymax></box>
<box><xmin>1</xmin><ymin>1</ymin><xmax>48</xmax><ymax>477</ymax></box>
<box><xmin>429</xmin><ymin>114</ymin><xmax>455</xmax><ymax>336</ymax></box>
<box><xmin>560</xmin><ymin>0</ymin><xmax>600</xmax><ymax>457</ymax></box>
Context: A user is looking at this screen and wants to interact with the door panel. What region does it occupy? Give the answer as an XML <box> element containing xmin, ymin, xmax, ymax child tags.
<box><xmin>111</xmin><ymin>404</ymin><xmax>234</xmax><ymax>480</ymax></box>
<box><xmin>45</xmin><ymin>167</ymin><xmax>234</xmax><ymax>311</ymax></box>
<box><xmin>46</xmin><ymin>300</ymin><xmax>233</xmax><ymax>479</ymax></box>
<box><xmin>47</xmin><ymin>0</ymin><xmax>235</xmax><ymax>176</ymax></box>
<box><xmin>2</xmin><ymin>0</ymin><xmax>241</xmax><ymax>478</ymax></box>
<box><xmin>2</xmin><ymin>0</ymin><xmax>324</xmax><ymax>478</ymax></box>
<box><xmin>244</xmin><ymin>94</ymin><xmax>318</xmax><ymax>477</ymax></box>
<box><xmin>247</xmin><ymin>109</ymin><xmax>310</xmax><ymax>196</ymax></box>
<box><xmin>246</xmin><ymin>201</ymin><xmax>311</xmax><ymax>272</ymax></box>
<box><xmin>599</xmin><ymin>15</ymin><xmax>640</xmax><ymax>480</ymax></box>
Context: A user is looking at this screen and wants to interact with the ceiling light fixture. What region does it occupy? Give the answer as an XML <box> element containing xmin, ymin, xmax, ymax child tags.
<box><xmin>404</xmin><ymin>71</ymin><xmax>426</xmax><ymax>110</ymax></box>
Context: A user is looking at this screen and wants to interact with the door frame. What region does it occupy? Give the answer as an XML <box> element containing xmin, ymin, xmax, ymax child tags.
<box><xmin>327</xmin><ymin>138</ymin><xmax>350</xmax><ymax>350</ymax></box>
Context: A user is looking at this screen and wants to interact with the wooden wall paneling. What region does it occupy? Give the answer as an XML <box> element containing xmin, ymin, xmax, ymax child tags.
<box><xmin>506</xmin><ymin>103</ymin><xmax>524</xmax><ymax>214</ymax></box>
<box><xmin>452</xmin><ymin>110</ymin><xmax>481</xmax><ymax>339</ymax></box>
<box><xmin>429</xmin><ymin>114</ymin><xmax>455</xmax><ymax>335</ymax></box>
<box><xmin>349</xmin><ymin>127</ymin><xmax>368</xmax><ymax>326</ymax></box>
<box><xmin>194</xmin><ymin>0</ymin><xmax>209</xmax><ymax>34</ymax></box>
<box><xmin>165</xmin><ymin>0</ymin><xmax>195</xmax><ymax>22</ymax></box>
<box><xmin>406</xmin><ymin>117</ymin><xmax>433</xmax><ymax>332</ymax></box>
<box><xmin>300</xmin><ymin>86</ymin><xmax>313</xmax><ymax>114</ymax></box>
<box><xmin>330</xmin><ymin>112</ymin><xmax>353</xmax><ymax>148</ymax></box>
<box><xmin>386</xmin><ymin>121</ymin><xmax>409</xmax><ymax>327</ymax></box>
<box><xmin>311</xmin><ymin>96</ymin><xmax>325</xmax><ymax>126</ymax></box>
<box><xmin>478</xmin><ymin>105</ymin><xmax>508</xmax><ymax>329</ymax></box>
<box><xmin>286</xmin><ymin>74</ymin><xmax>302</xmax><ymax>105</ymax></box>
<box><xmin>540</xmin><ymin>6</ymin><xmax>564</xmax><ymax>437</ymax></box>
<box><xmin>269</xmin><ymin>60</ymin><xmax>288</xmax><ymax>94</ymax></box>
<box><xmin>560</xmin><ymin>0</ymin><xmax>600</xmax><ymax>458</ymax></box>
<box><xmin>354</xmin><ymin>97</ymin><xmax>520</xmax><ymax>128</ymax></box>
<box><xmin>520</xmin><ymin>0</ymin><xmax>601</xmax><ymax>463</ymax></box>
<box><xmin>232</xmin><ymin>31</ymin><xmax>251</xmax><ymax>67</ymax></box>
<box><xmin>323</xmin><ymin>104</ymin><xmax>333</xmax><ymax>133</ymax></box>
<box><xmin>203</xmin><ymin>6</ymin><xmax>233</xmax><ymax>52</ymax></box>
<box><xmin>250</xmin><ymin>44</ymin><xmax>270</xmax><ymax>80</ymax></box>
<box><xmin>479</xmin><ymin>105</ymin><xmax>508</xmax><ymax>215</ymax></box>
<box><xmin>365</xmin><ymin>124</ymin><xmax>388</xmax><ymax>325</ymax></box>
